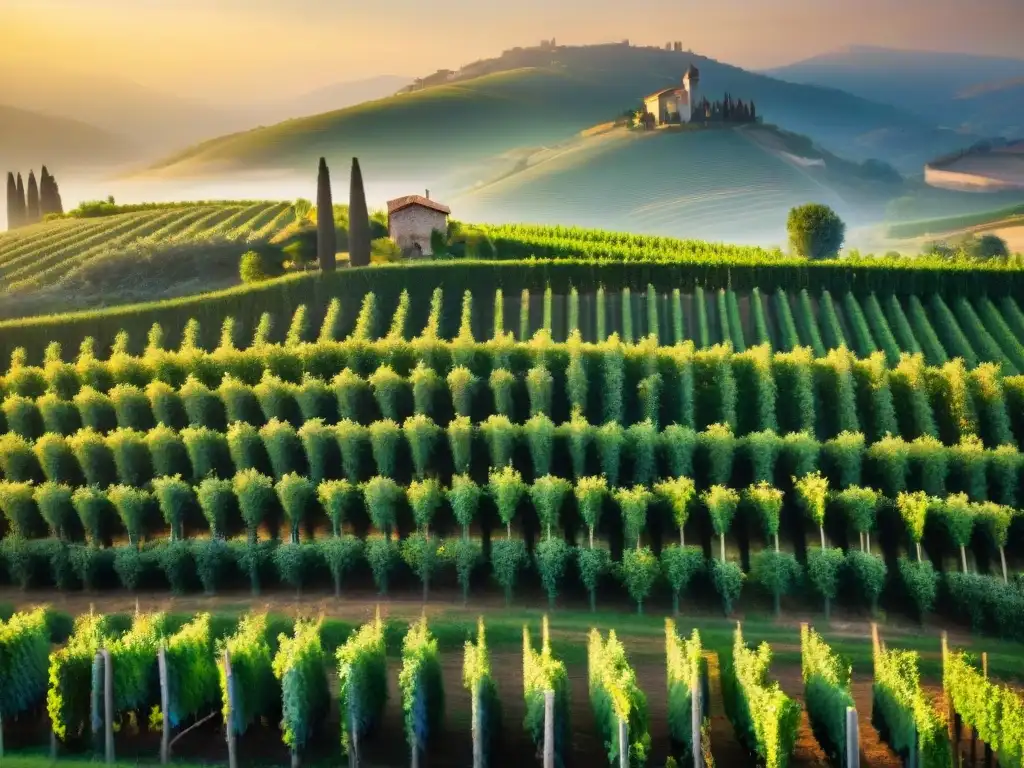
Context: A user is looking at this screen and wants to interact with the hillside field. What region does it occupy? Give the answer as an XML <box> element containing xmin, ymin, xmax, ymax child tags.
<box><xmin>455</xmin><ymin>126</ymin><xmax>880</xmax><ymax>245</ymax></box>
<box><xmin>143</xmin><ymin>43</ymin><xmax>970</xmax><ymax>184</ymax></box>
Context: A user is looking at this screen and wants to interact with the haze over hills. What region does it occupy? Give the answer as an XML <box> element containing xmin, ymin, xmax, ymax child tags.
<box><xmin>766</xmin><ymin>46</ymin><xmax>1024</xmax><ymax>137</ymax></box>
<box><xmin>0</xmin><ymin>104</ymin><xmax>131</xmax><ymax>171</ymax></box>
<box><xmin>0</xmin><ymin>64</ymin><xmax>411</xmax><ymax>160</ymax></box>
<box><xmin>142</xmin><ymin>43</ymin><xmax>974</xmax><ymax>189</ymax></box>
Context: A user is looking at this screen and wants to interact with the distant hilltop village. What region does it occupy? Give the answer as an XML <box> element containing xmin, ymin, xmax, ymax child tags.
<box><xmin>633</xmin><ymin>64</ymin><xmax>759</xmax><ymax>129</ymax></box>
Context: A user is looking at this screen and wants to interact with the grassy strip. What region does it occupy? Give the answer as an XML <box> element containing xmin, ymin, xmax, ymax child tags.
<box><xmin>887</xmin><ymin>203</ymin><xmax>1024</xmax><ymax>239</ymax></box>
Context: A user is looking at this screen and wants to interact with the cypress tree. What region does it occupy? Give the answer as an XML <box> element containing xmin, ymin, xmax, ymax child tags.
<box><xmin>50</xmin><ymin>170</ymin><xmax>64</xmax><ymax>215</ymax></box>
<box><xmin>315</xmin><ymin>157</ymin><xmax>336</xmax><ymax>271</ymax></box>
<box><xmin>26</xmin><ymin>171</ymin><xmax>40</xmax><ymax>224</ymax></box>
<box><xmin>39</xmin><ymin>166</ymin><xmax>52</xmax><ymax>214</ymax></box>
<box><xmin>348</xmin><ymin>156</ymin><xmax>371</xmax><ymax>268</ymax></box>
<box><xmin>6</xmin><ymin>172</ymin><xmax>18</xmax><ymax>230</ymax></box>
<box><xmin>15</xmin><ymin>173</ymin><xmax>26</xmax><ymax>226</ymax></box>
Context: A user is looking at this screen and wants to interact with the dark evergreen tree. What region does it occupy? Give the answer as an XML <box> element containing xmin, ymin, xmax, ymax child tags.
<box><xmin>42</xmin><ymin>166</ymin><xmax>63</xmax><ymax>216</ymax></box>
<box><xmin>15</xmin><ymin>173</ymin><xmax>27</xmax><ymax>225</ymax></box>
<box><xmin>315</xmin><ymin>157</ymin><xmax>337</xmax><ymax>272</ymax></box>
<box><xmin>348</xmin><ymin>157</ymin><xmax>371</xmax><ymax>268</ymax></box>
<box><xmin>5</xmin><ymin>172</ymin><xmax>19</xmax><ymax>230</ymax></box>
<box><xmin>26</xmin><ymin>171</ymin><xmax>40</xmax><ymax>224</ymax></box>
<box><xmin>750</xmin><ymin>101</ymin><xmax>757</xmax><ymax>122</ymax></box>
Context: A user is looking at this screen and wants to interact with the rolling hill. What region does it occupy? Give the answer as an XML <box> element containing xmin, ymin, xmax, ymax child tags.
<box><xmin>452</xmin><ymin>124</ymin><xmax>904</xmax><ymax>246</ymax></box>
<box><xmin>0</xmin><ymin>104</ymin><xmax>131</xmax><ymax>171</ymax></box>
<box><xmin>766</xmin><ymin>46</ymin><xmax>1024</xmax><ymax>137</ymax></box>
<box><xmin>143</xmin><ymin>43</ymin><xmax>971</xmax><ymax>185</ymax></box>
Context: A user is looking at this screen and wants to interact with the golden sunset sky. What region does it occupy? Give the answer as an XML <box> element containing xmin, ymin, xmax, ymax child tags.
<box><xmin>2</xmin><ymin>0</ymin><xmax>1022</xmax><ymax>102</ymax></box>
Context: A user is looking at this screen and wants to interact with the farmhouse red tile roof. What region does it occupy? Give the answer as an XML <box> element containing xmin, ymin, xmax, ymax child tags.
<box><xmin>386</xmin><ymin>195</ymin><xmax>451</xmax><ymax>215</ymax></box>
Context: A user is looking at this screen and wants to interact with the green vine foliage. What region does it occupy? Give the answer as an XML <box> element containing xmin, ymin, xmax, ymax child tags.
<box><xmin>0</xmin><ymin>608</ymin><xmax>50</xmax><ymax>723</ymax></box>
<box><xmin>750</xmin><ymin>551</ymin><xmax>801</xmax><ymax>616</ymax></box>
<box><xmin>871</xmin><ymin>644</ymin><xmax>951</xmax><ymax>768</ymax></box>
<box><xmin>109</xmin><ymin>612</ymin><xmax>168</xmax><ymax>715</ymax></box>
<box><xmin>447</xmin><ymin>474</ymin><xmax>482</xmax><ymax>535</ymax></box>
<box><xmin>441</xmin><ymin>538</ymin><xmax>483</xmax><ymax>603</ymax></box>
<box><xmin>399</xmin><ymin>618</ymin><xmax>445</xmax><ymax>757</ymax></box>
<box><xmin>164</xmin><ymin>613</ymin><xmax>218</xmax><ymax>728</ymax></box>
<box><xmin>577</xmin><ymin>545</ymin><xmax>611</xmax><ymax>611</ymax></box>
<box><xmin>491</xmin><ymin>538</ymin><xmax>527</xmax><ymax>605</ymax></box>
<box><xmin>463</xmin><ymin>619</ymin><xmax>502</xmax><ymax>768</ymax></box>
<box><xmin>400</xmin><ymin>533</ymin><xmax>443</xmax><ymax>600</ymax></box>
<box><xmin>898</xmin><ymin>557</ymin><xmax>939</xmax><ymax>622</ymax></box>
<box><xmin>365</xmin><ymin>537</ymin><xmax>400</xmax><ymax>595</ymax></box>
<box><xmin>619</xmin><ymin>547</ymin><xmax>659</xmax><ymax>614</ymax></box>
<box><xmin>488</xmin><ymin>465</ymin><xmax>526</xmax><ymax>538</ymax></box>
<box><xmin>945</xmin><ymin>650</ymin><xmax>1024</xmax><ymax>768</ymax></box>
<box><xmin>337</xmin><ymin>610</ymin><xmax>388</xmax><ymax>757</ymax></box>
<box><xmin>844</xmin><ymin>550</ymin><xmax>886</xmax><ymax>614</ymax></box>
<box><xmin>272</xmin><ymin>618</ymin><xmax>329</xmax><ymax>756</ymax></box>
<box><xmin>48</xmin><ymin>613</ymin><xmax>112</xmax><ymax>742</ymax></box>
<box><xmin>587</xmin><ymin>628</ymin><xmax>650</xmax><ymax>767</ymax></box>
<box><xmin>712</xmin><ymin>560</ymin><xmax>745</xmax><ymax>616</ymax></box>
<box><xmin>523</xmin><ymin>617</ymin><xmax>570</xmax><ymax>768</ymax></box>
<box><xmin>535</xmin><ymin>537</ymin><xmax>572</xmax><ymax>607</ymax></box>
<box><xmin>317</xmin><ymin>479</ymin><xmax>355</xmax><ymax>537</ymax></box>
<box><xmin>317</xmin><ymin>536</ymin><xmax>363</xmax><ymax>597</ymax></box>
<box><xmin>665</xmin><ymin>620</ymin><xmax>707</xmax><ymax>756</ymax></box>
<box><xmin>217</xmin><ymin>613</ymin><xmax>277</xmax><ymax>738</ymax></box>
<box><xmin>660</xmin><ymin>545</ymin><xmax>705</xmax><ymax>614</ymax></box>
<box><xmin>806</xmin><ymin>548</ymin><xmax>845</xmax><ymax>618</ymax></box>
<box><xmin>800</xmin><ymin>625</ymin><xmax>854</xmax><ymax>765</ymax></box>
<box><xmin>721</xmin><ymin>625</ymin><xmax>801</xmax><ymax>768</ymax></box>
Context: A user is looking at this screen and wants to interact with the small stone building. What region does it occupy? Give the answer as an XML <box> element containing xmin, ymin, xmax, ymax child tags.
<box><xmin>386</xmin><ymin>192</ymin><xmax>451</xmax><ymax>256</ymax></box>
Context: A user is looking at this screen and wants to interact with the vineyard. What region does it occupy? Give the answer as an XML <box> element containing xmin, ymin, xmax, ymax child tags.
<box><xmin>0</xmin><ymin>309</ymin><xmax>1022</xmax><ymax>639</ymax></box>
<box><xmin>0</xmin><ymin>606</ymin><xmax>1019</xmax><ymax>767</ymax></box>
<box><xmin>0</xmin><ymin>202</ymin><xmax>295</xmax><ymax>315</ymax></box>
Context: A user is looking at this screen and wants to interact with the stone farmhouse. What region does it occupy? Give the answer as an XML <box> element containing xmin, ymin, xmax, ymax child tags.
<box><xmin>386</xmin><ymin>191</ymin><xmax>450</xmax><ymax>256</ymax></box>
<box><xmin>643</xmin><ymin>64</ymin><xmax>700</xmax><ymax>125</ymax></box>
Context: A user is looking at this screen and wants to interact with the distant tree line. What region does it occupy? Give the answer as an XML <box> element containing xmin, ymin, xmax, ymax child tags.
<box><xmin>692</xmin><ymin>93</ymin><xmax>757</xmax><ymax>123</ymax></box>
<box><xmin>5</xmin><ymin>167</ymin><xmax>63</xmax><ymax>229</ymax></box>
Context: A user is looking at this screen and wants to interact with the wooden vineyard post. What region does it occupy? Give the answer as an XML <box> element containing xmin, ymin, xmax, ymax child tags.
<box><xmin>845</xmin><ymin>707</ymin><xmax>859</xmax><ymax>768</ymax></box>
<box><xmin>691</xmin><ymin>665</ymin><xmax>703</xmax><ymax>768</ymax></box>
<box><xmin>158</xmin><ymin>644</ymin><xmax>170</xmax><ymax>765</ymax></box>
<box><xmin>618</xmin><ymin>717</ymin><xmax>629</xmax><ymax>768</ymax></box>
<box><xmin>982</xmin><ymin>653</ymin><xmax>988</xmax><ymax>767</ymax></box>
<box><xmin>224</xmin><ymin>649</ymin><xmax>238</xmax><ymax>768</ymax></box>
<box><xmin>103</xmin><ymin>647</ymin><xmax>114</xmax><ymax>765</ymax></box>
<box><xmin>543</xmin><ymin>689</ymin><xmax>555</xmax><ymax>768</ymax></box>
<box><xmin>350</xmin><ymin>700</ymin><xmax>360</xmax><ymax>768</ymax></box>
<box><xmin>870</xmin><ymin>623</ymin><xmax>880</xmax><ymax>657</ymax></box>
<box><xmin>411</xmin><ymin>731</ymin><xmax>420</xmax><ymax>768</ymax></box>
<box><xmin>472</xmin><ymin>683</ymin><xmax>483</xmax><ymax>768</ymax></box>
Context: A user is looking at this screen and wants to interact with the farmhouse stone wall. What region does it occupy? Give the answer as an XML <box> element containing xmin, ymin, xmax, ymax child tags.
<box><xmin>389</xmin><ymin>206</ymin><xmax>448</xmax><ymax>256</ymax></box>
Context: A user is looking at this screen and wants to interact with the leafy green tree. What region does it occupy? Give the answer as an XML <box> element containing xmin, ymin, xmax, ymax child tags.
<box><xmin>787</xmin><ymin>203</ymin><xmax>845</xmax><ymax>260</ymax></box>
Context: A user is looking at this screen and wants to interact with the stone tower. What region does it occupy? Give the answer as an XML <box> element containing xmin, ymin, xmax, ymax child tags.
<box><xmin>682</xmin><ymin>63</ymin><xmax>700</xmax><ymax>122</ymax></box>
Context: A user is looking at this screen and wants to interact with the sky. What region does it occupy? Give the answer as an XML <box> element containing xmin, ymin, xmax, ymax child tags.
<box><xmin>2</xmin><ymin>0</ymin><xmax>1023</xmax><ymax>103</ymax></box>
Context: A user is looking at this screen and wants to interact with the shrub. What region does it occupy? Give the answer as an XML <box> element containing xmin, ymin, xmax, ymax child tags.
<box><xmin>523</xmin><ymin>617</ymin><xmax>570</xmax><ymax>768</ymax></box>
<box><xmin>806</xmin><ymin>547</ymin><xmax>844</xmax><ymax>619</ymax></box>
<box><xmin>898</xmin><ymin>557</ymin><xmax>939</xmax><ymax>622</ymax></box>
<box><xmin>577</xmin><ymin>545</ymin><xmax>611</xmax><ymax>612</ymax></box>
<box><xmin>702</xmin><ymin>485</ymin><xmax>739</xmax><ymax>562</ymax></box>
<box><xmin>750</xmin><ymin>550</ymin><xmax>800</xmax><ymax>616</ymax></box>
<box><xmin>844</xmin><ymin>550</ymin><xmax>886</xmax><ymax>614</ymax></box>
<box><xmin>711</xmin><ymin>560</ymin><xmax>744</xmax><ymax>615</ymax></box>
<box><xmin>446</xmin><ymin>416</ymin><xmax>473</xmax><ymax>475</ymax></box>
<box><xmin>721</xmin><ymin>625</ymin><xmax>800</xmax><ymax>768</ymax></box>
<box><xmin>871</xmin><ymin>644</ymin><xmax>950</xmax><ymax>768</ymax></box>
<box><xmin>399</xmin><ymin>618</ymin><xmax>445</xmax><ymax>761</ymax></box>
<box><xmin>491</xmin><ymin>538</ymin><xmax>527</xmax><ymax>605</ymax></box>
<box><xmin>0</xmin><ymin>433</ymin><xmax>42</xmax><ymax>483</ymax></box>
<box><xmin>800</xmin><ymin>626</ymin><xmax>854</xmax><ymax>766</ymax></box>
<box><xmin>365</xmin><ymin>537</ymin><xmax>399</xmax><ymax>595</ymax></box>
<box><xmin>619</xmin><ymin>546</ymin><xmax>659</xmax><ymax>614</ymax></box>
<box><xmin>232</xmin><ymin>469</ymin><xmax>275</xmax><ymax>543</ymax></box>
<box><xmin>525</xmin><ymin>413</ymin><xmax>556</xmax><ymax>479</ymax></box>
<box><xmin>34</xmin><ymin>433</ymin><xmax>81</xmax><ymax>486</ymax></box>
<box><xmin>272</xmin><ymin>618</ymin><xmax>329</xmax><ymax>760</ymax></box>
<box><xmin>276</xmin><ymin>473</ymin><xmax>314</xmax><ymax>543</ymax></box>
<box><xmin>217</xmin><ymin>614</ymin><xmax>277</xmax><ymax>738</ymax></box>
<box><xmin>587</xmin><ymin>628</ymin><xmax>651</xmax><ymax>766</ymax></box>
<box><xmin>661</xmin><ymin>545</ymin><xmax>705</xmax><ymax>615</ymax></box>
<box><xmin>337</xmin><ymin>611</ymin><xmax>388</xmax><ymax>759</ymax></box>
<box><xmin>107</xmin><ymin>485</ymin><xmax>153</xmax><ymax>547</ymax></box>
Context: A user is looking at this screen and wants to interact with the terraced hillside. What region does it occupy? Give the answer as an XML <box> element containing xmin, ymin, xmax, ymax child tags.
<box><xmin>0</xmin><ymin>201</ymin><xmax>296</xmax><ymax>318</ymax></box>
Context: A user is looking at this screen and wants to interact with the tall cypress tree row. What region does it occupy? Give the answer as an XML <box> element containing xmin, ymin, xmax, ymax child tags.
<box><xmin>348</xmin><ymin>157</ymin><xmax>371</xmax><ymax>268</ymax></box>
<box><xmin>15</xmin><ymin>172</ymin><xmax>27</xmax><ymax>225</ymax></box>
<box><xmin>315</xmin><ymin>157</ymin><xmax>337</xmax><ymax>272</ymax></box>
<box><xmin>40</xmin><ymin>166</ymin><xmax>63</xmax><ymax>216</ymax></box>
<box><xmin>5</xmin><ymin>172</ymin><xmax>18</xmax><ymax>230</ymax></box>
<box><xmin>26</xmin><ymin>171</ymin><xmax>40</xmax><ymax>224</ymax></box>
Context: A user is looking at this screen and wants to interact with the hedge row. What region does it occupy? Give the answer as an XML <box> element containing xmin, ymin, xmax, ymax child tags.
<box><xmin>800</xmin><ymin>625</ymin><xmax>855</xmax><ymax>767</ymax></box>
<box><xmin>4</xmin><ymin>251</ymin><xmax>1024</xmax><ymax>363</ymax></box>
